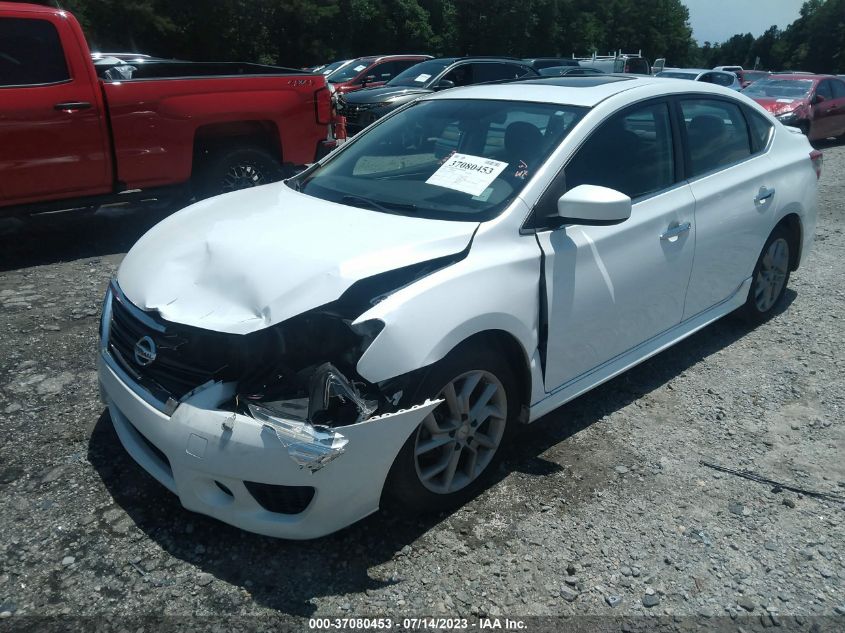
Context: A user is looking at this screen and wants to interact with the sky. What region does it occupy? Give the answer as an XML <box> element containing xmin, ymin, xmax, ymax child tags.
<box><xmin>682</xmin><ymin>0</ymin><xmax>806</xmax><ymax>44</ymax></box>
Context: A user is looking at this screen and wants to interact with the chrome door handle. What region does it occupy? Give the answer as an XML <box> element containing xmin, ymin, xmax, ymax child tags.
<box><xmin>660</xmin><ymin>222</ymin><xmax>691</xmax><ymax>240</ymax></box>
<box><xmin>755</xmin><ymin>186</ymin><xmax>776</xmax><ymax>203</ymax></box>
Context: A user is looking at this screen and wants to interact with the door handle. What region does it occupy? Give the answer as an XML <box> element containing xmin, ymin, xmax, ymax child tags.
<box><xmin>755</xmin><ymin>186</ymin><xmax>776</xmax><ymax>204</ymax></box>
<box><xmin>54</xmin><ymin>101</ymin><xmax>92</xmax><ymax>111</ymax></box>
<box><xmin>659</xmin><ymin>222</ymin><xmax>691</xmax><ymax>240</ymax></box>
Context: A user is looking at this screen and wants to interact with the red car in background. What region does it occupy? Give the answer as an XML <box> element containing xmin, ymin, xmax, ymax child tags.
<box><xmin>743</xmin><ymin>74</ymin><xmax>845</xmax><ymax>140</ymax></box>
<box><xmin>327</xmin><ymin>54</ymin><xmax>431</xmax><ymax>95</ymax></box>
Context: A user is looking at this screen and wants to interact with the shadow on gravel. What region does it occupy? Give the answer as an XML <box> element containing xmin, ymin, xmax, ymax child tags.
<box><xmin>0</xmin><ymin>204</ymin><xmax>175</xmax><ymax>272</ymax></box>
<box><xmin>87</xmin><ymin>291</ymin><xmax>795</xmax><ymax>615</ymax></box>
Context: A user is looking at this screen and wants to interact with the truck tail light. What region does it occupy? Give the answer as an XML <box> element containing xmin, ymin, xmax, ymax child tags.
<box><xmin>809</xmin><ymin>150</ymin><xmax>823</xmax><ymax>179</ymax></box>
<box><xmin>314</xmin><ymin>86</ymin><xmax>332</xmax><ymax>125</ymax></box>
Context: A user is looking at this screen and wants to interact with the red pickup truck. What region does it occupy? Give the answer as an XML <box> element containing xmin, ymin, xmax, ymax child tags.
<box><xmin>0</xmin><ymin>2</ymin><xmax>339</xmax><ymax>215</ymax></box>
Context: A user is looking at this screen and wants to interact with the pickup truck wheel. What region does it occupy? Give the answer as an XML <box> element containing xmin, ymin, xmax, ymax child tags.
<box><xmin>384</xmin><ymin>344</ymin><xmax>518</xmax><ymax>516</ymax></box>
<box><xmin>741</xmin><ymin>226</ymin><xmax>791</xmax><ymax>325</ymax></box>
<box><xmin>197</xmin><ymin>147</ymin><xmax>284</xmax><ymax>198</ymax></box>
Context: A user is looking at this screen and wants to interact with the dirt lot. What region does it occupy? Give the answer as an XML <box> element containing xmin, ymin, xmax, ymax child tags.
<box><xmin>0</xmin><ymin>143</ymin><xmax>843</xmax><ymax>630</ymax></box>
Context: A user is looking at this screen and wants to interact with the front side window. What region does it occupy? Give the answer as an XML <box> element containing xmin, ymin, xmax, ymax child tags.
<box><xmin>680</xmin><ymin>99</ymin><xmax>751</xmax><ymax>176</ymax></box>
<box><xmin>816</xmin><ymin>80</ymin><xmax>834</xmax><ymax>100</ymax></box>
<box><xmin>473</xmin><ymin>63</ymin><xmax>531</xmax><ymax>83</ymax></box>
<box><xmin>293</xmin><ymin>99</ymin><xmax>586</xmax><ymax>222</ymax></box>
<box><xmin>831</xmin><ymin>79</ymin><xmax>845</xmax><ymax>99</ymax></box>
<box><xmin>565</xmin><ymin>102</ymin><xmax>675</xmax><ymax>200</ymax></box>
<box><xmin>0</xmin><ymin>18</ymin><xmax>70</xmax><ymax>87</ymax></box>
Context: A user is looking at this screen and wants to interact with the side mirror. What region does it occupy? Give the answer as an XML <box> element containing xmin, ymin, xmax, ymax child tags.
<box><xmin>811</xmin><ymin>93</ymin><xmax>825</xmax><ymax>105</ymax></box>
<box><xmin>557</xmin><ymin>185</ymin><xmax>632</xmax><ymax>225</ymax></box>
<box><xmin>434</xmin><ymin>78</ymin><xmax>455</xmax><ymax>91</ymax></box>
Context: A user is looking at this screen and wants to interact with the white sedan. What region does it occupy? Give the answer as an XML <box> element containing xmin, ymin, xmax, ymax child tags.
<box><xmin>98</xmin><ymin>75</ymin><xmax>820</xmax><ymax>539</ymax></box>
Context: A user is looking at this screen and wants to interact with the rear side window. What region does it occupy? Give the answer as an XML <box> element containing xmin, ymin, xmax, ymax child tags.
<box><xmin>0</xmin><ymin>18</ymin><xmax>70</xmax><ymax>87</ymax></box>
<box><xmin>565</xmin><ymin>101</ymin><xmax>675</xmax><ymax>199</ymax></box>
<box><xmin>746</xmin><ymin>109</ymin><xmax>774</xmax><ymax>152</ymax></box>
<box><xmin>816</xmin><ymin>80</ymin><xmax>834</xmax><ymax>100</ymax></box>
<box><xmin>680</xmin><ymin>99</ymin><xmax>751</xmax><ymax>177</ymax></box>
<box><xmin>623</xmin><ymin>58</ymin><xmax>650</xmax><ymax>74</ymax></box>
<box><xmin>832</xmin><ymin>79</ymin><xmax>845</xmax><ymax>99</ymax></box>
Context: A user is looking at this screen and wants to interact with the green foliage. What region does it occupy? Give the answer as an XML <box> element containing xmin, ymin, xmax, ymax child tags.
<box><xmin>33</xmin><ymin>0</ymin><xmax>844</xmax><ymax>73</ymax></box>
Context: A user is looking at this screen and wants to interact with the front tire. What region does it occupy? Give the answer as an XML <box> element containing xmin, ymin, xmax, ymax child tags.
<box><xmin>741</xmin><ymin>226</ymin><xmax>792</xmax><ymax>325</ymax></box>
<box><xmin>384</xmin><ymin>343</ymin><xmax>519</xmax><ymax>515</ymax></box>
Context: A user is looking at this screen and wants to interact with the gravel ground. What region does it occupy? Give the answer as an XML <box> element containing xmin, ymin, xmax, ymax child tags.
<box><xmin>0</xmin><ymin>143</ymin><xmax>843</xmax><ymax>630</ymax></box>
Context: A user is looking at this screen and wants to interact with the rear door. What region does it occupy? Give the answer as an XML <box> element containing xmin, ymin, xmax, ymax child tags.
<box><xmin>680</xmin><ymin>97</ymin><xmax>776</xmax><ymax>318</ymax></box>
<box><xmin>0</xmin><ymin>14</ymin><xmax>111</xmax><ymax>206</ymax></box>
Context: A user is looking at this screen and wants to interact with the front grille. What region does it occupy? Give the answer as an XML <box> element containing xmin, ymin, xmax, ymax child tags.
<box><xmin>107</xmin><ymin>293</ymin><xmax>225</xmax><ymax>401</ymax></box>
<box><xmin>243</xmin><ymin>481</ymin><xmax>315</xmax><ymax>515</ymax></box>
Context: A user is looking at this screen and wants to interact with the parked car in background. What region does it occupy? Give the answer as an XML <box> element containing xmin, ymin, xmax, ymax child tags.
<box><xmin>307</xmin><ymin>59</ymin><xmax>353</xmax><ymax>75</ymax></box>
<box><xmin>91</xmin><ymin>52</ymin><xmax>155</xmax><ymax>63</ymax></box>
<box><xmin>522</xmin><ymin>57</ymin><xmax>580</xmax><ymax>70</ymax></box>
<box><xmin>0</xmin><ymin>2</ymin><xmax>339</xmax><ymax>215</ymax></box>
<box><xmin>656</xmin><ymin>68</ymin><xmax>741</xmax><ymax>90</ymax></box>
<box><xmin>735</xmin><ymin>69</ymin><xmax>771</xmax><ymax>89</ymax></box>
<box><xmin>713</xmin><ymin>65</ymin><xmax>743</xmax><ymax>73</ymax></box>
<box><xmin>327</xmin><ymin>54</ymin><xmax>432</xmax><ymax>95</ymax></box>
<box><xmin>99</xmin><ymin>74</ymin><xmax>819</xmax><ymax>539</ymax></box>
<box><xmin>574</xmin><ymin>51</ymin><xmax>651</xmax><ymax>75</ymax></box>
<box><xmin>539</xmin><ymin>66</ymin><xmax>604</xmax><ymax>77</ymax></box>
<box><xmin>338</xmin><ymin>57</ymin><xmax>537</xmax><ymax>134</ymax></box>
<box><xmin>743</xmin><ymin>74</ymin><xmax>845</xmax><ymax>140</ymax></box>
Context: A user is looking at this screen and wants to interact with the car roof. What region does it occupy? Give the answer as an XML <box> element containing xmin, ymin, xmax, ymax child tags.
<box><xmin>422</xmin><ymin>75</ymin><xmax>744</xmax><ymax>108</ymax></box>
<box><xmin>0</xmin><ymin>1</ymin><xmax>60</xmax><ymax>14</ymax></box>
<box><xmin>767</xmin><ymin>74</ymin><xmax>826</xmax><ymax>81</ymax></box>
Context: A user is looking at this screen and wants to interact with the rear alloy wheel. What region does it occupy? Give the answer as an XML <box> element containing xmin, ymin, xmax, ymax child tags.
<box><xmin>385</xmin><ymin>343</ymin><xmax>518</xmax><ymax>515</ymax></box>
<box><xmin>742</xmin><ymin>227</ymin><xmax>792</xmax><ymax>324</ymax></box>
<box><xmin>196</xmin><ymin>146</ymin><xmax>284</xmax><ymax>199</ymax></box>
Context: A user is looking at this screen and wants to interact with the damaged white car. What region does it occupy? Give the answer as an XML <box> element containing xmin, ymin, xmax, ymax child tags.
<box><xmin>99</xmin><ymin>75</ymin><xmax>819</xmax><ymax>539</ymax></box>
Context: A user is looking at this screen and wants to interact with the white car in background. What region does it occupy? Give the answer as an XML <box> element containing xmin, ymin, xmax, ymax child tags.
<box><xmin>98</xmin><ymin>75</ymin><xmax>820</xmax><ymax>539</ymax></box>
<box><xmin>657</xmin><ymin>68</ymin><xmax>742</xmax><ymax>91</ymax></box>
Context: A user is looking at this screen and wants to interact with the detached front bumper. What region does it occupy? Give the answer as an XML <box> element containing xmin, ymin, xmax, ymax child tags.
<box><xmin>98</xmin><ymin>356</ymin><xmax>438</xmax><ymax>539</ymax></box>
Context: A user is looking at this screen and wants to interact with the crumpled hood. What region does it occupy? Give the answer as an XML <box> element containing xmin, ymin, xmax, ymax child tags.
<box><xmin>117</xmin><ymin>183</ymin><xmax>477</xmax><ymax>335</ymax></box>
<box><xmin>342</xmin><ymin>85</ymin><xmax>432</xmax><ymax>104</ymax></box>
<box><xmin>752</xmin><ymin>97</ymin><xmax>807</xmax><ymax>116</ymax></box>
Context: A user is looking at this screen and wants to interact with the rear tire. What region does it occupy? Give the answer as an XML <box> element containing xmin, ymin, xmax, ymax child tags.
<box><xmin>384</xmin><ymin>342</ymin><xmax>519</xmax><ymax>516</ymax></box>
<box><xmin>195</xmin><ymin>146</ymin><xmax>284</xmax><ymax>199</ymax></box>
<box><xmin>741</xmin><ymin>226</ymin><xmax>792</xmax><ymax>325</ymax></box>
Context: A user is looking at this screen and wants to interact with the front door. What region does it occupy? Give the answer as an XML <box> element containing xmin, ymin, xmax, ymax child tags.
<box><xmin>0</xmin><ymin>15</ymin><xmax>110</xmax><ymax>206</ymax></box>
<box><xmin>535</xmin><ymin>100</ymin><xmax>696</xmax><ymax>390</ymax></box>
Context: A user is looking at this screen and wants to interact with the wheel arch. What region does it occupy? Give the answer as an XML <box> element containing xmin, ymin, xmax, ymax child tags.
<box><xmin>775</xmin><ymin>211</ymin><xmax>803</xmax><ymax>271</ymax></box>
<box><xmin>192</xmin><ymin>120</ymin><xmax>284</xmax><ymax>174</ymax></box>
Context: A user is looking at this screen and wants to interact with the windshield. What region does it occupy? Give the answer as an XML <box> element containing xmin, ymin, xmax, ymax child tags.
<box><xmin>327</xmin><ymin>59</ymin><xmax>372</xmax><ymax>83</ymax></box>
<box><xmin>292</xmin><ymin>99</ymin><xmax>587</xmax><ymax>222</ymax></box>
<box><xmin>321</xmin><ymin>60</ymin><xmax>352</xmax><ymax>76</ymax></box>
<box><xmin>743</xmin><ymin>78</ymin><xmax>814</xmax><ymax>99</ymax></box>
<box><xmin>387</xmin><ymin>59</ymin><xmax>453</xmax><ymax>87</ymax></box>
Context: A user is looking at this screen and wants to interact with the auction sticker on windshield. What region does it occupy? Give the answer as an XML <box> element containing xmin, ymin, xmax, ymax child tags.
<box><xmin>415</xmin><ymin>74</ymin><xmax>432</xmax><ymax>82</ymax></box>
<box><xmin>426</xmin><ymin>153</ymin><xmax>509</xmax><ymax>196</ymax></box>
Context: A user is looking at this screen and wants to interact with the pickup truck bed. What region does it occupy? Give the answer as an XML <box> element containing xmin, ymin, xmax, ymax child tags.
<box><xmin>0</xmin><ymin>2</ymin><xmax>338</xmax><ymax>214</ymax></box>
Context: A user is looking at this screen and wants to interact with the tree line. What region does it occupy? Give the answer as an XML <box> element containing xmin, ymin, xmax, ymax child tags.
<box><xmin>19</xmin><ymin>0</ymin><xmax>845</xmax><ymax>73</ymax></box>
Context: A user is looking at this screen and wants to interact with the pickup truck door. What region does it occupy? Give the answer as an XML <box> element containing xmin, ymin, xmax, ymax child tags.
<box><xmin>0</xmin><ymin>13</ymin><xmax>111</xmax><ymax>206</ymax></box>
<box><xmin>536</xmin><ymin>100</ymin><xmax>696</xmax><ymax>390</ymax></box>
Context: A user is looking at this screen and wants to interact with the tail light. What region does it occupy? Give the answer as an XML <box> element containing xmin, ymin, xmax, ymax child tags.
<box><xmin>810</xmin><ymin>149</ymin><xmax>823</xmax><ymax>179</ymax></box>
<box><xmin>314</xmin><ymin>86</ymin><xmax>332</xmax><ymax>125</ymax></box>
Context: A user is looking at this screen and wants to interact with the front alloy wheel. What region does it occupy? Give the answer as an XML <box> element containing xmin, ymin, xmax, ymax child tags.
<box><xmin>414</xmin><ymin>371</ymin><xmax>507</xmax><ymax>495</ymax></box>
<box><xmin>384</xmin><ymin>343</ymin><xmax>518</xmax><ymax>515</ymax></box>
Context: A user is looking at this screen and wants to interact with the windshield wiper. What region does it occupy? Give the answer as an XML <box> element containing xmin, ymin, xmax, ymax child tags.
<box><xmin>341</xmin><ymin>195</ymin><xmax>417</xmax><ymax>215</ymax></box>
